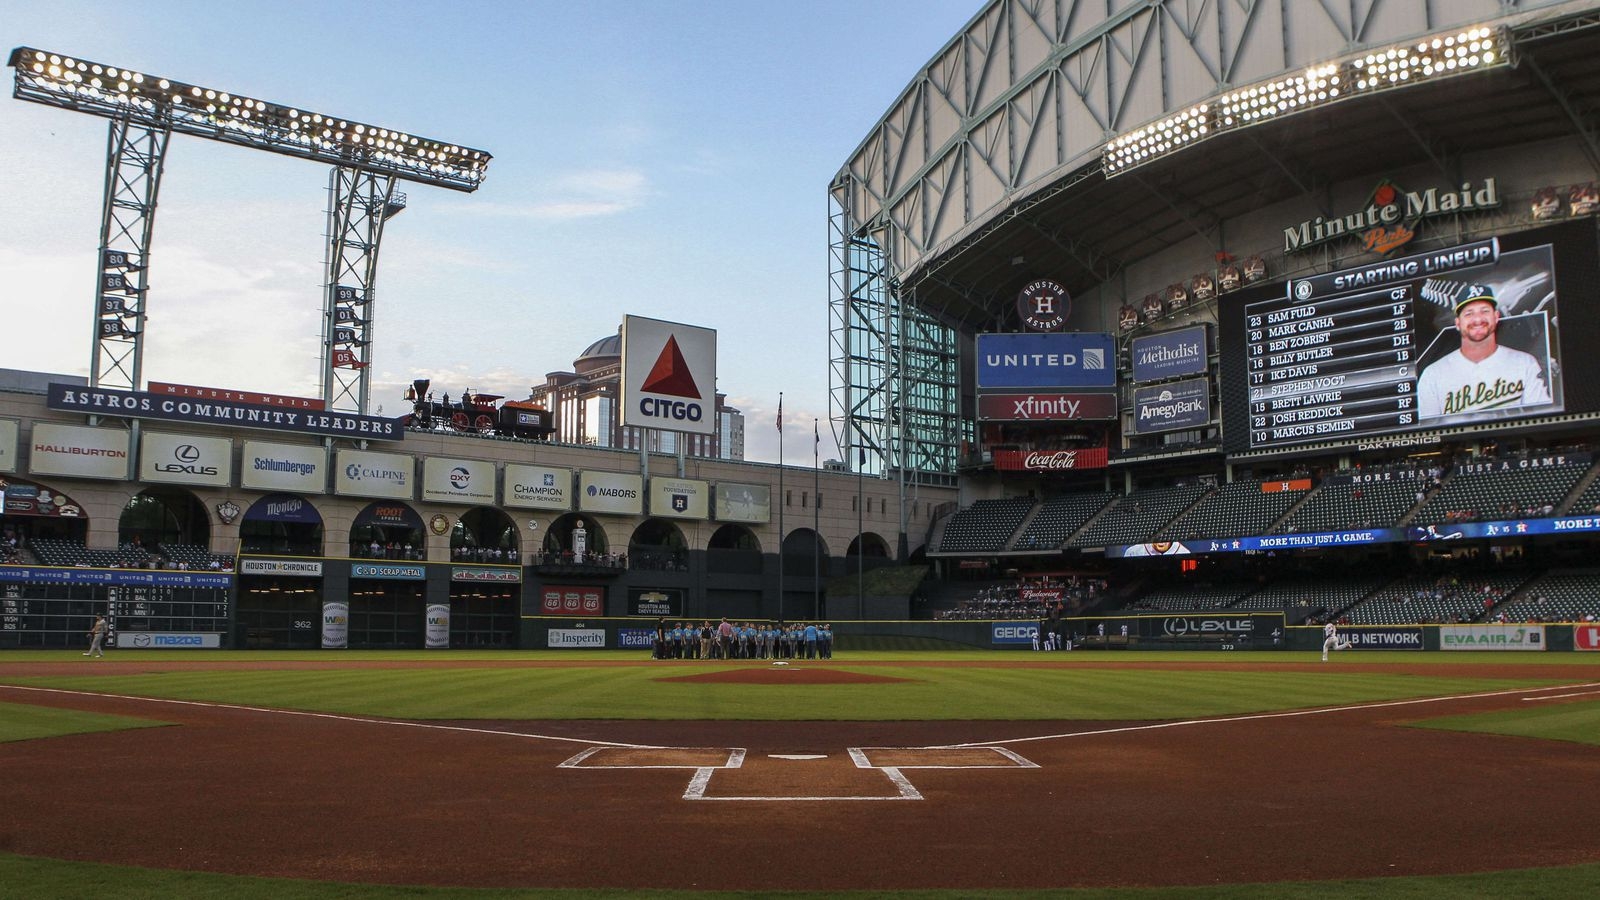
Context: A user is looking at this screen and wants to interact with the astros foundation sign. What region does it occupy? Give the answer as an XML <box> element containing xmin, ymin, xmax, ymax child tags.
<box><xmin>620</xmin><ymin>315</ymin><xmax>716</xmax><ymax>436</ymax></box>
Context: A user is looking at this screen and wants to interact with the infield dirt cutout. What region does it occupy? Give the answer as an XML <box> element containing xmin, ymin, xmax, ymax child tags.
<box><xmin>654</xmin><ymin>666</ymin><xmax>912</xmax><ymax>684</ymax></box>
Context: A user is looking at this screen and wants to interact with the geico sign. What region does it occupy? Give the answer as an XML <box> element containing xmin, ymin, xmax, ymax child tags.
<box><xmin>994</xmin><ymin>625</ymin><xmax>1038</xmax><ymax>638</ymax></box>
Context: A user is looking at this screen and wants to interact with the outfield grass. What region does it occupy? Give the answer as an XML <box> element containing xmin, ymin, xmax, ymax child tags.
<box><xmin>1411</xmin><ymin>698</ymin><xmax>1600</xmax><ymax>747</ymax></box>
<box><xmin>0</xmin><ymin>650</ymin><xmax>1581</xmax><ymax>721</ymax></box>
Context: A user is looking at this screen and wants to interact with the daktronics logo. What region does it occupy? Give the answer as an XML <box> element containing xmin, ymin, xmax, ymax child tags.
<box><xmin>154</xmin><ymin>443</ymin><xmax>219</xmax><ymax>477</ymax></box>
<box><xmin>637</xmin><ymin>335</ymin><xmax>704</xmax><ymax>423</ymax></box>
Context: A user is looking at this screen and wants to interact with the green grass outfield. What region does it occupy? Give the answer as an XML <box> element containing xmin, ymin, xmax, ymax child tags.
<box><xmin>1</xmin><ymin>649</ymin><xmax>1594</xmax><ymax>721</ymax></box>
<box><xmin>1</xmin><ymin>650</ymin><xmax>1597</xmax><ymax>898</ymax></box>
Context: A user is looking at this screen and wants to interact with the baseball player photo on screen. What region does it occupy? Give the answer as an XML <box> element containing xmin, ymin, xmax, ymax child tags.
<box><xmin>1413</xmin><ymin>245</ymin><xmax>1562</xmax><ymax>428</ymax></box>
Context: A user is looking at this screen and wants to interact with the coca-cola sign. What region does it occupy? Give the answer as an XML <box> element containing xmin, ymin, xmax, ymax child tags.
<box><xmin>993</xmin><ymin>447</ymin><xmax>1108</xmax><ymax>471</ymax></box>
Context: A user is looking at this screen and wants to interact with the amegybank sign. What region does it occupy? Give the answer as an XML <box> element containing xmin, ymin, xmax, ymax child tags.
<box><xmin>620</xmin><ymin>315</ymin><xmax>716</xmax><ymax>436</ymax></box>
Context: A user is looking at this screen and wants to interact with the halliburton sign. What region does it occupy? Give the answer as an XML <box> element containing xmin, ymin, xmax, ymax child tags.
<box><xmin>992</xmin><ymin>447</ymin><xmax>1108</xmax><ymax>471</ymax></box>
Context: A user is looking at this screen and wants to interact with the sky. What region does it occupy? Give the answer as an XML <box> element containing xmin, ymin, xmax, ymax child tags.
<box><xmin>0</xmin><ymin>0</ymin><xmax>982</xmax><ymax>465</ymax></box>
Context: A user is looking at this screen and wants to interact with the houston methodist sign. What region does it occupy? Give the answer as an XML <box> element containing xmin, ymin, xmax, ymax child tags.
<box><xmin>620</xmin><ymin>315</ymin><xmax>717</xmax><ymax>436</ymax></box>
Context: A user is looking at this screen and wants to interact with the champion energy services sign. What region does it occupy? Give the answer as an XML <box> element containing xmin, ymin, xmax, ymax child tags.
<box><xmin>620</xmin><ymin>315</ymin><xmax>717</xmax><ymax>436</ymax></box>
<box><xmin>504</xmin><ymin>464</ymin><xmax>572</xmax><ymax>510</ymax></box>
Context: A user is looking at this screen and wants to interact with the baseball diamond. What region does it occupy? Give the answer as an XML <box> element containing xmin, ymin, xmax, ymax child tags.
<box><xmin>2</xmin><ymin>653</ymin><xmax>1599</xmax><ymax>894</ymax></box>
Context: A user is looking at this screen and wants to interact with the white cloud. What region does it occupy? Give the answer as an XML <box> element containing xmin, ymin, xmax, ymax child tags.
<box><xmin>455</xmin><ymin>167</ymin><xmax>649</xmax><ymax>221</ymax></box>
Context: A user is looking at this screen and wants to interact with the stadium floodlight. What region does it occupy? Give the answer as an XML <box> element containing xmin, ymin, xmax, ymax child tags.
<box><xmin>1103</xmin><ymin>26</ymin><xmax>1506</xmax><ymax>177</ymax></box>
<box><xmin>8</xmin><ymin>46</ymin><xmax>491</xmax><ymax>191</ymax></box>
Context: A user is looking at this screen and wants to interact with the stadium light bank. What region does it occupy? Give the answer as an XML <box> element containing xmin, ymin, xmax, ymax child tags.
<box><xmin>7</xmin><ymin>46</ymin><xmax>491</xmax><ymax>192</ymax></box>
<box><xmin>1102</xmin><ymin>26</ymin><xmax>1506</xmax><ymax>178</ymax></box>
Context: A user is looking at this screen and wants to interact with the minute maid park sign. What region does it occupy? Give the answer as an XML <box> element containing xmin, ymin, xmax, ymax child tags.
<box><xmin>1283</xmin><ymin>177</ymin><xmax>1500</xmax><ymax>256</ymax></box>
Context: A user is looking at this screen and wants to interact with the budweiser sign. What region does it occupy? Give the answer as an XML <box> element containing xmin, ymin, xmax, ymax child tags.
<box><xmin>993</xmin><ymin>447</ymin><xmax>1108</xmax><ymax>471</ymax></box>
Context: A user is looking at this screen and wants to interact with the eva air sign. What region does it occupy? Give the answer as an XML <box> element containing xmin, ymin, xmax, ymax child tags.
<box><xmin>621</xmin><ymin>315</ymin><xmax>717</xmax><ymax>436</ymax></box>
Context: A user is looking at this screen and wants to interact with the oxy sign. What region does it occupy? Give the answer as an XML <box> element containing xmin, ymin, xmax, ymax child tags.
<box><xmin>620</xmin><ymin>315</ymin><xmax>717</xmax><ymax>436</ymax></box>
<box><xmin>422</xmin><ymin>457</ymin><xmax>495</xmax><ymax>504</ymax></box>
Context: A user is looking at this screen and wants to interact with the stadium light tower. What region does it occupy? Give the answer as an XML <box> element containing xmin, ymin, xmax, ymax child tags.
<box><xmin>7</xmin><ymin>47</ymin><xmax>492</xmax><ymax>412</ymax></box>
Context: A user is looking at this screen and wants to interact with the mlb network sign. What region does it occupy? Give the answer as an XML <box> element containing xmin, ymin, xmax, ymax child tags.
<box><xmin>620</xmin><ymin>315</ymin><xmax>717</xmax><ymax>436</ymax></box>
<box><xmin>976</xmin><ymin>333</ymin><xmax>1115</xmax><ymax>389</ymax></box>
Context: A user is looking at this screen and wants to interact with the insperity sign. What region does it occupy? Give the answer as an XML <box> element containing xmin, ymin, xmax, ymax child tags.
<box><xmin>619</xmin><ymin>316</ymin><xmax>717</xmax><ymax>436</ymax></box>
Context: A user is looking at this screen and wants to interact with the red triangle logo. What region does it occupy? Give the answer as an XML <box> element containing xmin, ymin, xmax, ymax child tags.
<box><xmin>640</xmin><ymin>336</ymin><xmax>702</xmax><ymax>399</ymax></box>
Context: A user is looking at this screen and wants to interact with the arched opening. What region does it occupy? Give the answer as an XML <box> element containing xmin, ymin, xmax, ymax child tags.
<box><xmin>538</xmin><ymin>513</ymin><xmax>617</xmax><ymax>566</ymax></box>
<box><xmin>118</xmin><ymin>486</ymin><xmax>219</xmax><ymax>567</ymax></box>
<box><xmin>629</xmin><ymin>518</ymin><xmax>688</xmax><ymax>571</ymax></box>
<box><xmin>348</xmin><ymin>502</ymin><xmax>424</xmax><ymax>560</ymax></box>
<box><xmin>450</xmin><ymin>507</ymin><xmax>521</xmax><ymax>563</ymax></box>
<box><xmin>240</xmin><ymin>493</ymin><xmax>324</xmax><ymax>556</ymax></box>
<box><xmin>0</xmin><ymin>479</ymin><xmax>89</xmax><ymax>564</ymax></box>
<box><xmin>847</xmin><ymin>532</ymin><xmax>891</xmax><ymax>559</ymax></box>
<box><xmin>707</xmin><ymin>523</ymin><xmax>762</xmax><ymax>575</ymax></box>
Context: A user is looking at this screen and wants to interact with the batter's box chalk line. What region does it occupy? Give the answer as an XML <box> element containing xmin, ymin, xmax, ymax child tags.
<box><xmin>557</xmin><ymin>745</ymin><xmax>1037</xmax><ymax>802</ymax></box>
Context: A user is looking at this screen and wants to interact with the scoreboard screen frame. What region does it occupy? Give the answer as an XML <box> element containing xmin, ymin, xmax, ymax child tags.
<box><xmin>1220</xmin><ymin>219</ymin><xmax>1600</xmax><ymax>454</ymax></box>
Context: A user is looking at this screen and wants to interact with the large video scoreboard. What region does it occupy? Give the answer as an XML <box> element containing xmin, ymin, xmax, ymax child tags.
<box><xmin>1222</xmin><ymin>219</ymin><xmax>1600</xmax><ymax>454</ymax></box>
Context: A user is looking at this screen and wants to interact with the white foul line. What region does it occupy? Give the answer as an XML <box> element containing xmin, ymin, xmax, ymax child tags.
<box><xmin>925</xmin><ymin>681</ymin><xmax>1600</xmax><ymax>749</ymax></box>
<box><xmin>0</xmin><ymin>684</ymin><xmax>662</xmax><ymax>749</ymax></box>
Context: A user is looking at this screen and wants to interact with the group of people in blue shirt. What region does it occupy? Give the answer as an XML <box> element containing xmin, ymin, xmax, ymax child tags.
<box><xmin>655</xmin><ymin>618</ymin><xmax>833</xmax><ymax>660</ymax></box>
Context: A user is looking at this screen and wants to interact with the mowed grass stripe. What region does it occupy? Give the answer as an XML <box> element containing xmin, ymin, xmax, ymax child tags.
<box><xmin>0</xmin><ymin>666</ymin><xmax>1555</xmax><ymax>721</ymax></box>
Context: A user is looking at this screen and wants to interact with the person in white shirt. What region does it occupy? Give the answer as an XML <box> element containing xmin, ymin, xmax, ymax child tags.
<box><xmin>1322</xmin><ymin>621</ymin><xmax>1352</xmax><ymax>662</ymax></box>
<box><xmin>1417</xmin><ymin>283</ymin><xmax>1551</xmax><ymax>421</ymax></box>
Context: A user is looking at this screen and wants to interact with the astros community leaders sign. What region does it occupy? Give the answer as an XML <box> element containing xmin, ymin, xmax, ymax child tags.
<box><xmin>47</xmin><ymin>383</ymin><xmax>405</xmax><ymax>440</ymax></box>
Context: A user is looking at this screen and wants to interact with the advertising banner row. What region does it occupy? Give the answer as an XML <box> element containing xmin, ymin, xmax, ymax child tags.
<box><xmin>7</xmin><ymin>421</ymin><xmax>770</xmax><ymax>520</ymax></box>
<box><xmin>1108</xmin><ymin>514</ymin><xmax>1600</xmax><ymax>557</ymax></box>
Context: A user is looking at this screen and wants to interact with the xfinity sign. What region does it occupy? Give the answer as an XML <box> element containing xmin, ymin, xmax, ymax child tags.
<box><xmin>620</xmin><ymin>315</ymin><xmax>717</xmax><ymax>436</ymax></box>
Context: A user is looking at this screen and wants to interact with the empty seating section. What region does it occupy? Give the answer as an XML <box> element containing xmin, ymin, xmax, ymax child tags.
<box><xmin>1069</xmin><ymin>484</ymin><xmax>1208</xmax><ymax>548</ymax></box>
<box><xmin>1566</xmin><ymin>477</ymin><xmax>1600</xmax><ymax>516</ymax></box>
<box><xmin>1163</xmin><ymin>480</ymin><xmax>1303</xmax><ymax>540</ymax></box>
<box><xmin>25</xmin><ymin>538</ymin><xmax>233</xmax><ymax>570</ymax></box>
<box><xmin>1411</xmin><ymin>458</ymin><xmax>1590</xmax><ymax>525</ymax></box>
<box><xmin>937</xmin><ymin>497</ymin><xmax>1035</xmax><ymax>553</ymax></box>
<box><xmin>1494</xmin><ymin>573</ymin><xmax>1600</xmax><ymax>622</ymax></box>
<box><xmin>1340</xmin><ymin>573</ymin><xmax>1527</xmax><ymax>625</ymax></box>
<box><xmin>1130</xmin><ymin>583</ymin><xmax>1253</xmax><ymax>611</ymax></box>
<box><xmin>1014</xmin><ymin>492</ymin><xmax>1115</xmax><ymax>550</ymax></box>
<box><xmin>1279</xmin><ymin>478</ymin><xmax>1423</xmax><ymax>533</ymax></box>
<box><xmin>159</xmin><ymin>542</ymin><xmax>237</xmax><ymax>571</ymax></box>
<box><xmin>1229</xmin><ymin>577</ymin><xmax>1386</xmax><ymax>612</ymax></box>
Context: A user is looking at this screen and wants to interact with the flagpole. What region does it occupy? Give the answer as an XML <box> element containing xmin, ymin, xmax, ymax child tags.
<box><xmin>771</xmin><ymin>392</ymin><xmax>777</xmax><ymax>624</ymax></box>
<box><xmin>857</xmin><ymin>444</ymin><xmax>864</xmax><ymax>621</ymax></box>
<box><xmin>813</xmin><ymin>418</ymin><xmax>820</xmax><ymax>621</ymax></box>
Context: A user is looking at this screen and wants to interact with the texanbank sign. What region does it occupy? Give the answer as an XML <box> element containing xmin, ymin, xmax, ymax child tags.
<box><xmin>1439</xmin><ymin>624</ymin><xmax>1545</xmax><ymax>651</ymax></box>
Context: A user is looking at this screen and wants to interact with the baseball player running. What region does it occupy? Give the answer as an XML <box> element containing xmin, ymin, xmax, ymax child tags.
<box><xmin>1322</xmin><ymin>621</ymin><xmax>1353</xmax><ymax>661</ymax></box>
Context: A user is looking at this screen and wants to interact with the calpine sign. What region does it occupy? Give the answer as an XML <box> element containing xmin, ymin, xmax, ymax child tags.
<box><xmin>620</xmin><ymin>315</ymin><xmax>717</xmax><ymax>436</ymax></box>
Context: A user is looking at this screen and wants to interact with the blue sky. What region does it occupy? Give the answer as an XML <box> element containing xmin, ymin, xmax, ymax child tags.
<box><xmin>0</xmin><ymin>0</ymin><xmax>981</xmax><ymax>464</ymax></box>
